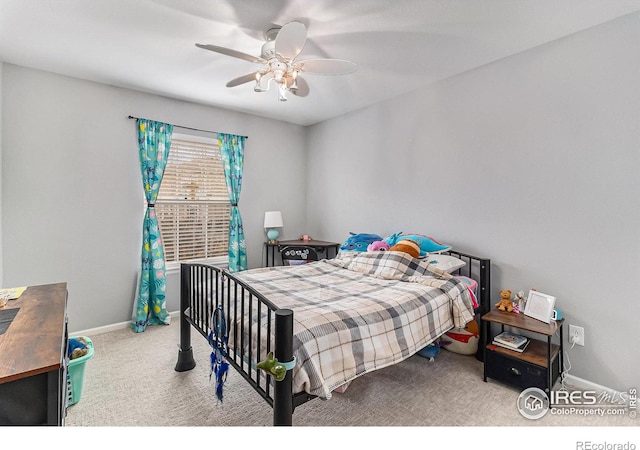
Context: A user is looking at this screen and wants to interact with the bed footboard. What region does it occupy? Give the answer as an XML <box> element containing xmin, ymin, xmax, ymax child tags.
<box><xmin>174</xmin><ymin>263</ymin><xmax>312</xmax><ymax>426</ymax></box>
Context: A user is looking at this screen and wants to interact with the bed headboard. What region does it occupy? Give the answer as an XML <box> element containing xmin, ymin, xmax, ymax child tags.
<box><xmin>444</xmin><ymin>250</ymin><xmax>491</xmax><ymax>361</ymax></box>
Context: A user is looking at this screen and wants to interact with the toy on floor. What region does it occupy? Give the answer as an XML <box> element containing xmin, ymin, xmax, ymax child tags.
<box><xmin>495</xmin><ymin>289</ymin><xmax>514</xmax><ymax>312</ymax></box>
<box><xmin>443</xmin><ymin>319</ymin><xmax>480</xmax><ymax>355</ymax></box>
<box><xmin>68</xmin><ymin>337</ymin><xmax>88</xmax><ymax>360</ymax></box>
<box><xmin>417</xmin><ymin>339</ymin><xmax>450</xmax><ymax>362</ymax></box>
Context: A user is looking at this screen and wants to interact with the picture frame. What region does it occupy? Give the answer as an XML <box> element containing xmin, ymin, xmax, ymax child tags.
<box><xmin>523</xmin><ymin>290</ymin><xmax>556</xmax><ymax>323</ymax></box>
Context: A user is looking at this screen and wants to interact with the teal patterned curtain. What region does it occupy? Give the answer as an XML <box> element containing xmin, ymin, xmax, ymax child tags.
<box><xmin>133</xmin><ymin>119</ymin><xmax>173</xmax><ymax>332</ymax></box>
<box><xmin>218</xmin><ymin>133</ymin><xmax>247</xmax><ymax>272</ymax></box>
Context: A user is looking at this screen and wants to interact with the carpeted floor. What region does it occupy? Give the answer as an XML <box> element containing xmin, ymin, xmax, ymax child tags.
<box><xmin>63</xmin><ymin>323</ymin><xmax>637</xmax><ymax>432</ymax></box>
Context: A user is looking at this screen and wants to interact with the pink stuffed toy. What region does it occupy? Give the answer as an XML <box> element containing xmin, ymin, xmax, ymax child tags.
<box><xmin>367</xmin><ymin>240</ymin><xmax>390</xmax><ymax>252</ymax></box>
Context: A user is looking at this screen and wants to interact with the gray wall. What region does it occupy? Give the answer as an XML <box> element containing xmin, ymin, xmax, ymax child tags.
<box><xmin>1</xmin><ymin>64</ymin><xmax>307</xmax><ymax>332</ymax></box>
<box><xmin>306</xmin><ymin>14</ymin><xmax>639</xmax><ymax>391</ymax></box>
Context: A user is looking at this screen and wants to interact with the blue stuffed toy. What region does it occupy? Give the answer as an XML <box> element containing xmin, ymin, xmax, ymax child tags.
<box><xmin>384</xmin><ymin>231</ymin><xmax>451</xmax><ymax>256</ymax></box>
<box><xmin>340</xmin><ymin>232</ymin><xmax>383</xmax><ymax>252</ymax></box>
<box><xmin>417</xmin><ymin>343</ymin><xmax>441</xmax><ymax>361</ymax></box>
<box><xmin>67</xmin><ymin>337</ymin><xmax>88</xmax><ymax>360</ymax></box>
<box><xmin>417</xmin><ymin>339</ymin><xmax>451</xmax><ymax>362</ymax></box>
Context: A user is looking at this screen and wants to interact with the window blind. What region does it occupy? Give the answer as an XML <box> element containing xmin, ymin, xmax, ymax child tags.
<box><xmin>156</xmin><ymin>136</ymin><xmax>230</xmax><ymax>267</ymax></box>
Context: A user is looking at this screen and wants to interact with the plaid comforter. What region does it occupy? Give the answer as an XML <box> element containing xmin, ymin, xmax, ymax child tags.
<box><xmin>233</xmin><ymin>251</ymin><xmax>476</xmax><ymax>399</ymax></box>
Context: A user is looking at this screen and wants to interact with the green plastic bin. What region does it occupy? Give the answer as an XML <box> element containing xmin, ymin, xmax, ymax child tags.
<box><xmin>66</xmin><ymin>336</ymin><xmax>94</xmax><ymax>406</ymax></box>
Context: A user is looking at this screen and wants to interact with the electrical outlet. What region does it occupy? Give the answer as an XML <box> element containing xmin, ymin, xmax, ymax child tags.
<box><xmin>569</xmin><ymin>325</ymin><xmax>585</xmax><ymax>346</ymax></box>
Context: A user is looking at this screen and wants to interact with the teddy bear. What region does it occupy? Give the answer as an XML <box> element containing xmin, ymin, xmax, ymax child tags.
<box><xmin>388</xmin><ymin>239</ymin><xmax>421</xmax><ymax>259</ymax></box>
<box><xmin>495</xmin><ymin>289</ymin><xmax>514</xmax><ymax>312</ymax></box>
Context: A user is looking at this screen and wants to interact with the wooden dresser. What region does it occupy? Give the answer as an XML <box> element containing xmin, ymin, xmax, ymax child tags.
<box><xmin>0</xmin><ymin>283</ymin><xmax>68</xmax><ymax>425</ymax></box>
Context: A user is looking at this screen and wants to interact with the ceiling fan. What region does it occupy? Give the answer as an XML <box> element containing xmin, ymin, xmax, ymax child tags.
<box><xmin>196</xmin><ymin>21</ymin><xmax>357</xmax><ymax>101</ymax></box>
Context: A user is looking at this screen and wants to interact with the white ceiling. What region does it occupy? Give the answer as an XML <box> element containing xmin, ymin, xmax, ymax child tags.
<box><xmin>1</xmin><ymin>0</ymin><xmax>639</xmax><ymax>126</ymax></box>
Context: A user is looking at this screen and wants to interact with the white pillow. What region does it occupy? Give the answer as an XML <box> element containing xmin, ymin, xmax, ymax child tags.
<box><xmin>422</xmin><ymin>254</ymin><xmax>466</xmax><ymax>273</ymax></box>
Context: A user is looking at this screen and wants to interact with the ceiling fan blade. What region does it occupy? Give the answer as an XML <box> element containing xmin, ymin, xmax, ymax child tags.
<box><xmin>297</xmin><ymin>58</ymin><xmax>357</xmax><ymax>75</ymax></box>
<box><xmin>290</xmin><ymin>76</ymin><xmax>309</xmax><ymax>97</ymax></box>
<box><xmin>195</xmin><ymin>43</ymin><xmax>265</xmax><ymax>64</ymax></box>
<box><xmin>226</xmin><ymin>72</ymin><xmax>259</xmax><ymax>88</ymax></box>
<box><xmin>225</xmin><ymin>0</ymin><xmax>288</xmax><ymax>40</ymax></box>
<box><xmin>274</xmin><ymin>21</ymin><xmax>307</xmax><ymax>61</ymax></box>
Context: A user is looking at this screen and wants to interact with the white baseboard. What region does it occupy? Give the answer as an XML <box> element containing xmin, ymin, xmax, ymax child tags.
<box><xmin>562</xmin><ymin>374</ymin><xmax>621</xmax><ymax>398</ymax></box>
<box><xmin>69</xmin><ymin>310</ymin><xmax>180</xmax><ymax>337</ymax></box>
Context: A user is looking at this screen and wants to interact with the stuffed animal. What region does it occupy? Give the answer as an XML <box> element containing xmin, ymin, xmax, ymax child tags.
<box><xmin>367</xmin><ymin>240</ymin><xmax>390</xmax><ymax>252</ymax></box>
<box><xmin>340</xmin><ymin>232</ymin><xmax>383</xmax><ymax>252</ymax></box>
<box><xmin>514</xmin><ymin>290</ymin><xmax>526</xmax><ymax>309</ymax></box>
<box><xmin>384</xmin><ymin>231</ymin><xmax>451</xmax><ymax>256</ymax></box>
<box><xmin>68</xmin><ymin>337</ymin><xmax>89</xmax><ymax>360</ymax></box>
<box><xmin>443</xmin><ymin>319</ymin><xmax>480</xmax><ymax>355</ymax></box>
<box><xmin>388</xmin><ymin>239</ymin><xmax>421</xmax><ymax>258</ymax></box>
<box><xmin>417</xmin><ymin>339</ymin><xmax>451</xmax><ymax>362</ymax></box>
<box><xmin>495</xmin><ymin>289</ymin><xmax>514</xmax><ymax>312</ymax></box>
<box><xmin>417</xmin><ymin>343</ymin><xmax>441</xmax><ymax>361</ymax></box>
<box><xmin>256</xmin><ymin>352</ymin><xmax>287</xmax><ymax>382</ymax></box>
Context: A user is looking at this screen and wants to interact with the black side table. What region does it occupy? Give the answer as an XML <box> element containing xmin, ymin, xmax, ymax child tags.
<box><xmin>264</xmin><ymin>240</ymin><xmax>340</xmax><ymax>267</ymax></box>
<box><xmin>482</xmin><ymin>309</ymin><xmax>564</xmax><ymax>393</ymax></box>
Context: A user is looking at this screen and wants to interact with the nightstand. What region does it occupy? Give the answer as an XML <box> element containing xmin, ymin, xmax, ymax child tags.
<box><xmin>482</xmin><ymin>309</ymin><xmax>564</xmax><ymax>393</ymax></box>
<box><xmin>264</xmin><ymin>240</ymin><xmax>340</xmax><ymax>267</ymax></box>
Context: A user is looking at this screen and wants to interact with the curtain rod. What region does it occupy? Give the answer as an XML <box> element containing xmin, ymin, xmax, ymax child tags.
<box><xmin>127</xmin><ymin>115</ymin><xmax>248</xmax><ymax>139</ymax></box>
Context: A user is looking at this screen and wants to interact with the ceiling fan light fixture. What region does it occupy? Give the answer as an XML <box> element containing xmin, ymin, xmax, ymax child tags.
<box><xmin>278</xmin><ymin>79</ymin><xmax>288</xmax><ymax>102</ymax></box>
<box><xmin>273</xmin><ymin>68</ymin><xmax>284</xmax><ymax>83</ymax></box>
<box><xmin>290</xmin><ymin>70</ymin><xmax>299</xmax><ymax>91</ymax></box>
<box><xmin>196</xmin><ymin>21</ymin><xmax>356</xmax><ymax>102</ymax></box>
<box><xmin>254</xmin><ymin>72</ymin><xmax>265</xmax><ymax>92</ymax></box>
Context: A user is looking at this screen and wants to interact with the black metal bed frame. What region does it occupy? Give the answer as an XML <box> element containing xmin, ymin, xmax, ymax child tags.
<box><xmin>444</xmin><ymin>250</ymin><xmax>492</xmax><ymax>362</ymax></box>
<box><xmin>175</xmin><ymin>250</ymin><xmax>490</xmax><ymax>426</ymax></box>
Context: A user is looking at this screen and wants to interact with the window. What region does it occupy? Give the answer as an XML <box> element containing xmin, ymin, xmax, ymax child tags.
<box><xmin>155</xmin><ymin>133</ymin><xmax>230</xmax><ymax>271</ymax></box>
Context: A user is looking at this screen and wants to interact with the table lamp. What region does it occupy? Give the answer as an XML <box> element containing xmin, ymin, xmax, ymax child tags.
<box><xmin>264</xmin><ymin>211</ymin><xmax>283</xmax><ymax>244</ymax></box>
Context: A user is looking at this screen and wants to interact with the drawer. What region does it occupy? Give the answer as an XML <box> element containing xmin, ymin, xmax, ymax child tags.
<box><xmin>485</xmin><ymin>349</ymin><xmax>551</xmax><ymax>391</ymax></box>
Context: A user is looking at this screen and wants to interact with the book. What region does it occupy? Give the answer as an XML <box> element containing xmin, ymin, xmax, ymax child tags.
<box><xmin>492</xmin><ymin>338</ymin><xmax>531</xmax><ymax>353</ymax></box>
<box><xmin>0</xmin><ymin>286</ymin><xmax>27</xmax><ymax>300</ymax></box>
<box><xmin>493</xmin><ymin>331</ymin><xmax>528</xmax><ymax>349</ymax></box>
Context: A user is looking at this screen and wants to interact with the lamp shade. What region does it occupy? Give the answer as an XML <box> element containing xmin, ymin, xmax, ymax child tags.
<box><xmin>264</xmin><ymin>211</ymin><xmax>283</xmax><ymax>229</ymax></box>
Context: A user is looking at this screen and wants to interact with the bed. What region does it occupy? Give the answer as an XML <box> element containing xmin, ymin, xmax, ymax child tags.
<box><xmin>175</xmin><ymin>249</ymin><xmax>490</xmax><ymax>425</ymax></box>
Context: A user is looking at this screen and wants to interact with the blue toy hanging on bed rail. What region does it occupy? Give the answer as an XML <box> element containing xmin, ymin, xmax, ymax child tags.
<box><xmin>208</xmin><ymin>305</ymin><xmax>229</xmax><ymax>402</ymax></box>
